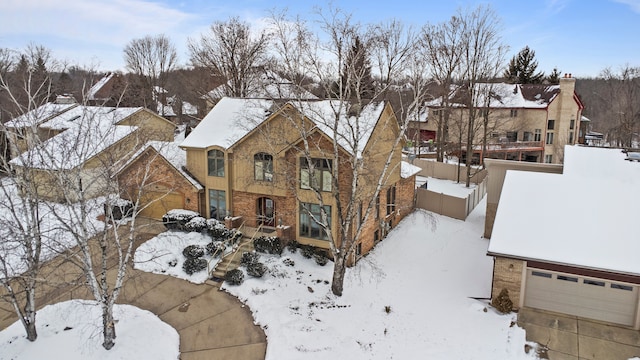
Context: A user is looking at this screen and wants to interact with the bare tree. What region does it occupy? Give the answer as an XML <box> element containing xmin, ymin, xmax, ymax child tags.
<box><xmin>597</xmin><ymin>66</ymin><xmax>640</xmax><ymax>147</ymax></box>
<box><xmin>124</xmin><ymin>34</ymin><xmax>178</xmax><ymax>112</ymax></box>
<box><xmin>458</xmin><ymin>5</ymin><xmax>507</xmax><ymax>187</ymax></box>
<box><xmin>264</xmin><ymin>8</ymin><xmax>425</xmax><ymax>296</ymax></box>
<box><xmin>189</xmin><ymin>17</ymin><xmax>270</xmax><ymax>98</ymax></box>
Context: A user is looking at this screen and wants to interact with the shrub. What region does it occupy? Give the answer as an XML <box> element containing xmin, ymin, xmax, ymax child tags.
<box><xmin>182</xmin><ymin>257</ymin><xmax>207</xmax><ymax>275</ymax></box>
<box><xmin>314</xmin><ymin>253</ymin><xmax>329</xmax><ymax>266</ymax></box>
<box><xmin>282</xmin><ymin>258</ymin><xmax>295</xmax><ymax>267</ymax></box>
<box><xmin>286</xmin><ymin>239</ymin><xmax>299</xmax><ymax>253</ymax></box>
<box><xmin>240</xmin><ymin>251</ymin><xmax>260</xmax><ymax>266</ymax></box>
<box><xmin>246</xmin><ymin>262</ymin><xmax>268</xmax><ymax>278</ymax></box>
<box><xmin>207</xmin><ymin>218</ymin><xmax>230</xmax><ymax>239</ymax></box>
<box><xmin>182</xmin><ymin>244</ymin><xmax>205</xmax><ymax>259</ymax></box>
<box><xmin>225</xmin><ymin>269</ymin><xmax>244</xmax><ymax>285</ymax></box>
<box><xmin>301</xmin><ymin>245</ymin><xmax>315</xmax><ymax>259</ymax></box>
<box><xmin>185</xmin><ymin>216</ymin><xmax>207</xmax><ymax>233</ymax></box>
<box><xmin>228</xmin><ymin>230</ymin><xmax>243</xmax><ymax>245</ymax></box>
<box><xmin>104</xmin><ymin>198</ymin><xmax>133</xmax><ymax>221</ymax></box>
<box><xmin>163</xmin><ymin>209</ymin><xmax>199</xmax><ymax>231</ymax></box>
<box><xmin>492</xmin><ymin>288</ymin><xmax>513</xmax><ymax>314</ymax></box>
<box><xmin>206</xmin><ymin>241</ymin><xmax>226</xmax><ymax>257</ymax></box>
<box><xmin>253</xmin><ymin>236</ymin><xmax>283</xmax><ymax>255</ymax></box>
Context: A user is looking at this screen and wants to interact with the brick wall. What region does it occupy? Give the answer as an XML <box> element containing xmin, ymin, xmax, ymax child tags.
<box><xmin>491</xmin><ymin>257</ymin><xmax>525</xmax><ymax>310</ymax></box>
<box><xmin>232</xmin><ymin>191</ymin><xmax>297</xmax><ymax>230</ymax></box>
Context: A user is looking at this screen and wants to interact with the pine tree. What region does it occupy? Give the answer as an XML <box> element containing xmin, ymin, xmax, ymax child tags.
<box><xmin>504</xmin><ymin>46</ymin><xmax>544</xmax><ymax>84</ymax></box>
<box><xmin>340</xmin><ymin>37</ymin><xmax>375</xmax><ymax>101</ymax></box>
<box><xmin>547</xmin><ymin>67</ymin><xmax>561</xmax><ymax>84</ymax></box>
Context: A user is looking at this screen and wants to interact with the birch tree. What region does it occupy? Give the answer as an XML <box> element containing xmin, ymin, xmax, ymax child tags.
<box><xmin>264</xmin><ymin>8</ymin><xmax>426</xmax><ymax>296</ymax></box>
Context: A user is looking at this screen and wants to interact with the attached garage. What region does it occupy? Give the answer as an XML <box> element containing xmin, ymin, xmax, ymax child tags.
<box><xmin>140</xmin><ymin>191</ymin><xmax>185</xmax><ymax>220</ymax></box>
<box><xmin>524</xmin><ymin>267</ymin><xmax>639</xmax><ymax>327</ymax></box>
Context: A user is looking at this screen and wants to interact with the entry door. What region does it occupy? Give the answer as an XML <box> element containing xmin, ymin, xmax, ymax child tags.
<box><xmin>257</xmin><ymin>197</ymin><xmax>275</xmax><ymax>226</ymax></box>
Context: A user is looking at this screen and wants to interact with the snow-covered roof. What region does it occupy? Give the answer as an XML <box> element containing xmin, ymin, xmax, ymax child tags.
<box><xmin>10</xmin><ymin>106</ymin><xmax>143</xmax><ymax>170</ymax></box>
<box><xmin>5</xmin><ymin>102</ymin><xmax>77</xmax><ymax>128</ymax></box>
<box><xmin>488</xmin><ymin>146</ymin><xmax>640</xmax><ymax>275</ymax></box>
<box><xmin>87</xmin><ymin>73</ymin><xmax>115</xmax><ymax>101</ymax></box>
<box><xmin>401</xmin><ymin>161</ymin><xmax>422</xmax><ymax>179</ymax></box>
<box><xmin>180</xmin><ymin>98</ymin><xmax>273</xmax><ymax>149</ymax></box>
<box><xmin>203</xmin><ymin>72</ymin><xmax>318</xmax><ymax>101</ymax></box>
<box><xmin>426</xmin><ymin>83</ymin><xmax>560</xmax><ymax>109</ymax></box>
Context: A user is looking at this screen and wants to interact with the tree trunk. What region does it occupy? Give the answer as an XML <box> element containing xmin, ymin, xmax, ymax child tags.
<box><xmin>24</xmin><ymin>289</ymin><xmax>37</xmax><ymax>341</ymax></box>
<box><xmin>102</xmin><ymin>303</ymin><xmax>116</xmax><ymax>350</ymax></box>
<box><xmin>331</xmin><ymin>252</ymin><xmax>348</xmax><ymax>297</ymax></box>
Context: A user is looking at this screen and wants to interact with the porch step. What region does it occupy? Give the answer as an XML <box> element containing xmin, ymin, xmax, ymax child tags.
<box><xmin>210</xmin><ymin>238</ymin><xmax>255</xmax><ymax>281</ymax></box>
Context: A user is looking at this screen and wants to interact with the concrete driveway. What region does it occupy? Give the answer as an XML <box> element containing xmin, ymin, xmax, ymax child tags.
<box><xmin>0</xmin><ymin>219</ymin><xmax>266</xmax><ymax>360</ymax></box>
<box><xmin>518</xmin><ymin>307</ymin><xmax>640</xmax><ymax>360</ymax></box>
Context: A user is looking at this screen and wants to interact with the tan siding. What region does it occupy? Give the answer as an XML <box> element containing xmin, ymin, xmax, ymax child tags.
<box><xmin>491</xmin><ymin>257</ymin><xmax>525</xmax><ymax>310</ymax></box>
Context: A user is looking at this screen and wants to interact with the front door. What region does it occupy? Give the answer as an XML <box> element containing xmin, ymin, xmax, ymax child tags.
<box><xmin>257</xmin><ymin>197</ymin><xmax>275</xmax><ymax>227</ymax></box>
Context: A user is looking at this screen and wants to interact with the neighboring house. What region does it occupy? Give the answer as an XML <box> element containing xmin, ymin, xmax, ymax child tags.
<box><xmin>6</xmin><ymin>100</ymin><xmax>175</xmax><ymax>202</ymax></box>
<box><xmin>487</xmin><ymin>146</ymin><xmax>640</xmax><ymax>329</ymax></box>
<box><xmin>413</xmin><ymin>74</ymin><xmax>584</xmax><ymax>164</ymax></box>
<box><xmin>87</xmin><ymin>72</ymin><xmax>118</xmax><ymax>105</ymax></box>
<box><xmin>180</xmin><ymin>97</ymin><xmax>418</xmax><ymax>261</ymax></box>
<box><xmin>116</xmin><ymin>140</ymin><xmax>203</xmax><ymax>219</ymax></box>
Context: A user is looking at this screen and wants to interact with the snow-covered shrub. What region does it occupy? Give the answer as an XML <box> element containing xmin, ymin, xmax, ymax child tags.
<box><xmin>182</xmin><ymin>244</ymin><xmax>205</xmax><ymax>259</ymax></box>
<box><xmin>207</xmin><ymin>218</ymin><xmax>230</xmax><ymax>239</ymax></box>
<box><xmin>240</xmin><ymin>251</ymin><xmax>260</xmax><ymax>267</ymax></box>
<box><xmin>282</xmin><ymin>258</ymin><xmax>295</xmax><ymax>267</ymax></box>
<box><xmin>301</xmin><ymin>245</ymin><xmax>315</xmax><ymax>259</ymax></box>
<box><xmin>246</xmin><ymin>262</ymin><xmax>268</xmax><ymax>278</ymax></box>
<box><xmin>206</xmin><ymin>241</ymin><xmax>226</xmax><ymax>257</ymax></box>
<box><xmin>185</xmin><ymin>216</ymin><xmax>207</xmax><ymax>233</ymax></box>
<box><xmin>228</xmin><ymin>229</ymin><xmax>243</xmax><ymax>245</ymax></box>
<box><xmin>286</xmin><ymin>239</ymin><xmax>299</xmax><ymax>253</ymax></box>
<box><xmin>491</xmin><ymin>288</ymin><xmax>513</xmax><ymax>314</ymax></box>
<box><xmin>225</xmin><ymin>269</ymin><xmax>244</xmax><ymax>285</ymax></box>
<box><xmin>253</xmin><ymin>236</ymin><xmax>283</xmax><ymax>255</ymax></box>
<box><xmin>314</xmin><ymin>253</ymin><xmax>329</xmax><ymax>266</ymax></box>
<box><xmin>168</xmin><ymin>258</ymin><xmax>178</xmax><ymax>267</ymax></box>
<box><xmin>163</xmin><ymin>209</ymin><xmax>200</xmax><ymax>231</ymax></box>
<box><xmin>183</xmin><ymin>257</ymin><xmax>207</xmax><ymax>275</ymax></box>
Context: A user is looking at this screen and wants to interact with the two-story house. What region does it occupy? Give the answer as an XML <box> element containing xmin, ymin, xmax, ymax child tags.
<box><xmin>413</xmin><ymin>74</ymin><xmax>584</xmax><ymax>164</ymax></box>
<box><xmin>180</xmin><ymin>97</ymin><xmax>419</xmax><ymax>261</ymax></box>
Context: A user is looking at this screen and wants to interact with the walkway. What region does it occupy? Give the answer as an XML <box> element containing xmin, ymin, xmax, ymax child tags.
<box><xmin>0</xmin><ymin>219</ymin><xmax>266</xmax><ymax>360</ymax></box>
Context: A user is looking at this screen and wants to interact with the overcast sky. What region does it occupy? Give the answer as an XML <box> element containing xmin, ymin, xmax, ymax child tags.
<box><xmin>1</xmin><ymin>0</ymin><xmax>638</xmax><ymax>78</ymax></box>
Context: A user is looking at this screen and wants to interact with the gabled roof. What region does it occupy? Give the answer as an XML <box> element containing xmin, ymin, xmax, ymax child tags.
<box><xmin>203</xmin><ymin>71</ymin><xmax>318</xmax><ymax>101</ymax></box>
<box><xmin>180</xmin><ymin>97</ymin><xmax>388</xmax><ymax>158</ymax></box>
<box><xmin>87</xmin><ymin>72</ymin><xmax>116</xmax><ymax>101</ymax></box>
<box><xmin>5</xmin><ymin>102</ymin><xmax>78</xmax><ymax>128</ymax></box>
<box><xmin>10</xmin><ymin>106</ymin><xmax>144</xmax><ymax>170</ymax></box>
<box><xmin>426</xmin><ymin>82</ymin><xmax>560</xmax><ymax>109</ymax></box>
<box><xmin>488</xmin><ymin>146</ymin><xmax>640</xmax><ymax>275</ymax></box>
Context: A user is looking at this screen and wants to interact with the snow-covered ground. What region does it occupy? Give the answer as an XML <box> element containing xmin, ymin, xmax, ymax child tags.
<box><xmin>416</xmin><ymin>175</ymin><xmax>477</xmax><ymax>198</ymax></box>
<box><xmin>130</xmin><ymin>197</ymin><xmax>536</xmax><ymax>359</ymax></box>
<box><xmin>0</xmin><ymin>300</ymin><xmax>179</xmax><ymax>360</ymax></box>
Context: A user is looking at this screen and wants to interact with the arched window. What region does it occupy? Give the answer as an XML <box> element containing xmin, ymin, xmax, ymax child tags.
<box><xmin>208</xmin><ymin>149</ymin><xmax>224</xmax><ymax>177</ymax></box>
<box><xmin>254</xmin><ymin>153</ymin><xmax>273</xmax><ymax>181</ymax></box>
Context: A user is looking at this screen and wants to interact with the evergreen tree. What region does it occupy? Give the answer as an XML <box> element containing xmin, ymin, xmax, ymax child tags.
<box><xmin>547</xmin><ymin>67</ymin><xmax>561</xmax><ymax>84</ymax></box>
<box><xmin>504</xmin><ymin>46</ymin><xmax>544</xmax><ymax>84</ymax></box>
<box><xmin>339</xmin><ymin>36</ymin><xmax>375</xmax><ymax>101</ymax></box>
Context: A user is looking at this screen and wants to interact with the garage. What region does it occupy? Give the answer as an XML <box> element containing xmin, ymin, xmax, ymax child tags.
<box><xmin>524</xmin><ymin>268</ymin><xmax>639</xmax><ymax>327</ymax></box>
<box><xmin>139</xmin><ymin>191</ymin><xmax>184</xmax><ymax>220</ymax></box>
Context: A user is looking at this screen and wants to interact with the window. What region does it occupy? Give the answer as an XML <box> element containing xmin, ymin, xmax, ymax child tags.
<box><xmin>356</xmin><ymin>201</ymin><xmax>363</xmax><ymax>227</ymax></box>
<box><xmin>356</xmin><ymin>242</ymin><xmax>362</xmax><ymax>257</ymax></box>
<box><xmin>557</xmin><ymin>275</ymin><xmax>577</xmax><ymax>282</ymax></box>
<box><xmin>299</xmin><ymin>203</ymin><xmax>331</xmax><ymax>240</ymax></box>
<box><xmin>523</xmin><ymin>131</ymin><xmax>533</xmax><ymax>141</ymax></box>
<box><xmin>254</xmin><ymin>153</ymin><xmax>273</xmax><ymax>181</ymax></box>
<box><xmin>374</xmin><ymin>230</ymin><xmax>380</xmax><ymax>244</ymax></box>
<box><xmin>545</xmin><ymin>132</ymin><xmax>554</xmax><ymax>145</ymax></box>
<box><xmin>209</xmin><ymin>189</ymin><xmax>226</xmax><ymax>220</ymax></box>
<box><xmin>570</xmin><ymin>119</ymin><xmax>575</xmax><ymax>130</ymax></box>
<box><xmin>207</xmin><ymin>149</ymin><xmax>225</xmax><ymax>177</ymax></box>
<box><xmin>506</xmin><ymin>131</ymin><xmax>517</xmax><ymax>142</ymax></box>
<box><xmin>386</xmin><ymin>185</ymin><xmax>396</xmax><ymax>216</ymax></box>
<box><xmin>569</xmin><ymin>132</ymin><xmax>574</xmax><ymax>144</ymax></box>
<box><xmin>583</xmin><ymin>279</ymin><xmax>605</xmax><ymax>287</ymax></box>
<box><xmin>534</xmin><ymin>129</ymin><xmax>542</xmax><ymax>142</ymax></box>
<box><xmin>545</xmin><ymin>154</ymin><xmax>553</xmax><ymax>163</ymax></box>
<box><xmin>531</xmin><ymin>271</ymin><xmax>552</xmax><ymax>278</ymax></box>
<box><xmin>300</xmin><ymin>158</ymin><xmax>332</xmax><ymax>192</ymax></box>
<box><xmin>547</xmin><ymin>119</ymin><xmax>555</xmax><ymax>130</ymax></box>
<box><xmin>432</xmin><ymin>109</ymin><xmax>442</xmax><ymax>116</ymax></box>
<box><xmin>375</xmin><ymin>194</ymin><xmax>380</xmax><ymax>219</ymax></box>
<box><xmin>611</xmin><ymin>283</ymin><xmax>633</xmax><ymax>291</ymax></box>
<box><xmin>510</xmin><ymin>109</ymin><xmax>518</xmax><ymax>117</ymax></box>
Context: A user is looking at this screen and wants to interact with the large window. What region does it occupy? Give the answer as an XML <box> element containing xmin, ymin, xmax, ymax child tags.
<box><xmin>547</xmin><ymin>119</ymin><xmax>555</xmax><ymax>130</ymax></box>
<box><xmin>209</xmin><ymin>189</ymin><xmax>226</xmax><ymax>220</ymax></box>
<box><xmin>546</xmin><ymin>132</ymin><xmax>554</xmax><ymax>145</ymax></box>
<box><xmin>300</xmin><ymin>158</ymin><xmax>332</xmax><ymax>192</ymax></box>
<box><xmin>534</xmin><ymin>129</ymin><xmax>542</xmax><ymax>142</ymax></box>
<box><xmin>254</xmin><ymin>153</ymin><xmax>273</xmax><ymax>181</ymax></box>
<box><xmin>386</xmin><ymin>185</ymin><xmax>396</xmax><ymax>216</ymax></box>
<box><xmin>299</xmin><ymin>203</ymin><xmax>331</xmax><ymax>240</ymax></box>
<box><xmin>207</xmin><ymin>149</ymin><xmax>225</xmax><ymax>177</ymax></box>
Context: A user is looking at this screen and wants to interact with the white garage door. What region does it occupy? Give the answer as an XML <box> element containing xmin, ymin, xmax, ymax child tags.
<box><xmin>524</xmin><ymin>268</ymin><xmax>639</xmax><ymax>326</ymax></box>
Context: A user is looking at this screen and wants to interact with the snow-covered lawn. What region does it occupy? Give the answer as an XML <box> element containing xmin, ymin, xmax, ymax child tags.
<box><xmin>0</xmin><ymin>300</ymin><xmax>179</xmax><ymax>360</ymax></box>
<box><xmin>129</xmin><ymin>197</ymin><xmax>536</xmax><ymax>359</ymax></box>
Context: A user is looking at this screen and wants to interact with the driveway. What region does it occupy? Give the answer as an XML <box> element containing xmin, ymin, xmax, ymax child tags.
<box><xmin>518</xmin><ymin>307</ymin><xmax>640</xmax><ymax>360</ymax></box>
<box><xmin>0</xmin><ymin>219</ymin><xmax>266</xmax><ymax>360</ymax></box>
